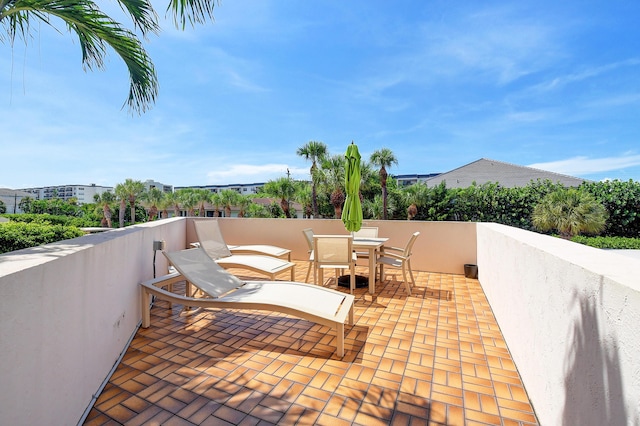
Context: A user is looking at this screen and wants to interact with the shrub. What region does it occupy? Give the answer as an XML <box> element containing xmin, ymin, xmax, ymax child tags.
<box><xmin>0</xmin><ymin>222</ymin><xmax>85</xmax><ymax>254</ymax></box>
<box><xmin>571</xmin><ymin>235</ymin><xmax>640</xmax><ymax>249</ymax></box>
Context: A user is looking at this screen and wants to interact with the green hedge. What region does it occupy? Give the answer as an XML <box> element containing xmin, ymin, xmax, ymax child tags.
<box><xmin>571</xmin><ymin>235</ymin><xmax>640</xmax><ymax>249</ymax></box>
<box><xmin>0</xmin><ymin>222</ymin><xmax>85</xmax><ymax>254</ymax></box>
<box><xmin>1</xmin><ymin>213</ymin><xmax>98</xmax><ymax>228</ymax></box>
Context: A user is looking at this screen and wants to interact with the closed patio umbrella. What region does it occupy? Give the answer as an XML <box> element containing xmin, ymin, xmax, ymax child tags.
<box><xmin>341</xmin><ymin>141</ymin><xmax>363</xmax><ymax>232</ymax></box>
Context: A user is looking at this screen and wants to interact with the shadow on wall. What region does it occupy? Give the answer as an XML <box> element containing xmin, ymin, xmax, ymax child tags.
<box><xmin>562</xmin><ymin>284</ymin><xmax>635</xmax><ymax>426</ymax></box>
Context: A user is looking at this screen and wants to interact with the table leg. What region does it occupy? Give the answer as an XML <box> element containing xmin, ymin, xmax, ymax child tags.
<box><xmin>368</xmin><ymin>247</ymin><xmax>376</xmax><ymax>294</ymax></box>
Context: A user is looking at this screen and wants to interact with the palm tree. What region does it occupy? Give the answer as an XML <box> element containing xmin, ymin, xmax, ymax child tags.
<box><xmin>1</xmin><ymin>0</ymin><xmax>218</xmax><ymax>113</ymax></box>
<box><xmin>158</xmin><ymin>192</ymin><xmax>175</xmax><ymax>218</ymax></box>
<box><xmin>142</xmin><ymin>188</ymin><xmax>164</xmax><ymax>221</ymax></box>
<box><xmin>294</xmin><ymin>181</ymin><xmax>312</xmax><ymax>219</ymax></box>
<box><xmin>370</xmin><ymin>148</ymin><xmax>398</xmax><ymax>220</ymax></box>
<box><xmin>168</xmin><ymin>190</ymin><xmax>184</xmax><ymax>217</ymax></box>
<box><xmin>114</xmin><ymin>183</ymin><xmax>128</xmax><ymax>227</ymax></box>
<box><xmin>93</xmin><ymin>191</ymin><xmax>115</xmax><ymax>227</ymax></box>
<box><xmin>363</xmin><ymin>195</ymin><xmax>384</xmax><ymax>220</ymax></box>
<box><xmin>210</xmin><ymin>192</ymin><xmax>222</xmax><ymax>217</ymax></box>
<box><xmin>320</xmin><ymin>154</ymin><xmax>346</xmax><ymax>219</ymax></box>
<box><xmin>262</xmin><ymin>177</ymin><xmax>296</xmax><ymax>218</ymax></box>
<box><xmin>296</xmin><ymin>141</ymin><xmax>328</xmax><ymax>218</ymax></box>
<box><xmin>115</xmin><ymin>179</ymin><xmax>146</xmax><ymax>225</ymax></box>
<box><xmin>194</xmin><ymin>189</ymin><xmax>211</xmax><ymax>217</ymax></box>
<box><xmin>219</xmin><ymin>189</ymin><xmax>239</xmax><ymax>217</ymax></box>
<box><xmin>176</xmin><ymin>188</ymin><xmax>198</xmax><ymax>216</ymax></box>
<box><xmin>532</xmin><ymin>188</ymin><xmax>608</xmax><ymax>239</ymax></box>
<box><xmin>403</xmin><ymin>182</ymin><xmax>429</xmax><ymax>220</ymax></box>
<box><xmin>235</xmin><ymin>195</ymin><xmax>253</xmax><ymax>218</ymax></box>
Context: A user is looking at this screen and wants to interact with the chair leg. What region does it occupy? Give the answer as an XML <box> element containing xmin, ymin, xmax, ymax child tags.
<box><xmin>407</xmin><ymin>259</ymin><xmax>416</xmax><ymax>286</ymax></box>
<box><xmin>305</xmin><ymin>260</ymin><xmax>312</xmax><ymax>283</ymax></box>
<box><xmin>402</xmin><ymin>265</ymin><xmax>412</xmax><ymax>296</ymax></box>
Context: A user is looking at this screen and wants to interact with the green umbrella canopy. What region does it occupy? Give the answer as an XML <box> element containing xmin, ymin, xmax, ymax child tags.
<box><xmin>341</xmin><ymin>141</ymin><xmax>363</xmax><ymax>232</ymax></box>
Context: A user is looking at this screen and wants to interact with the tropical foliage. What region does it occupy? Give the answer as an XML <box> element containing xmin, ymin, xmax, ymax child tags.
<box><xmin>0</xmin><ymin>221</ymin><xmax>85</xmax><ymax>254</ymax></box>
<box><xmin>296</xmin><ymin>140</ymin><xmax>328</xmax><ymax>218</ymax></box>
<box><xmin>4</xmin><ymin>148</ymin><xmax>640</xmax><ymax>254</ymax></box>
<box><xmin>532</xmin><ymin>188</ymin><xmax>608</xmax><ymax>239</ymax></box>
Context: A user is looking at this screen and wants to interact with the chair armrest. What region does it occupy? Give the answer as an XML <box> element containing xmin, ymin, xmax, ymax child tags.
<box><xmin>381</xmin><ymin>246</ymin><xmax>404</xmax><ymax>253</ymax></box>
<box><xmin>378</xmin><ymin>251</ymin><xmax>408</xmax><ymax>261</ymax></box>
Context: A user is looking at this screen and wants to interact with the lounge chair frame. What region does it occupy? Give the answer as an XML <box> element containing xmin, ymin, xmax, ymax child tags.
<box><xmin>140</xmin><ymin>248</ymin><xmax>355</xmax><ymax>357</ymax></box>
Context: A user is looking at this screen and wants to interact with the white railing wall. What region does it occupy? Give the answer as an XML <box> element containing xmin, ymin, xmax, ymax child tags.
<box><xmin>476</xmin><ymin>223</ymin><xmax>640</xmax><ymax>426</ymax></box>
<box><xmin>0</xmin><ymin>218</ymin><xmax>185</xmax><ymax>426</ymax></box>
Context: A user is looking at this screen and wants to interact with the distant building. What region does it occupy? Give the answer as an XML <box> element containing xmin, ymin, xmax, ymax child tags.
<box><xmin>18</xmin><ymin>184</ymin><xmax>113</xmax><ymax>205</ymax></box>
<box><xmin>424</xmin><ymin>158</ymin><xmax>587</xmax><ymax>189</ymax></box>
<box><xmin>0</xmin><ymin>188</ymin><xmax>33</xmax><ymax>213</ymax></box>
<box><xmin>175</xmin><ymin>182</ymin><xmax>265</xmax><ymax>195</ymax></box>
<box><xmin>144</xmin><ymin>180</ymin><xmax>173</xmax><ymax>193</ymax></box>
<box><xmin>394</xmin><ymin>173</ymin><xmax>441</xmax><ymax>187</ymax></box>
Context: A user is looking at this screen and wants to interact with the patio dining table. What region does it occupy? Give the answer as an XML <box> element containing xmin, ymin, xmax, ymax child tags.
<box><xmin>352</xmin><ymin>236</ymin><xmax>388</xmax><ymax>294</ymax></box>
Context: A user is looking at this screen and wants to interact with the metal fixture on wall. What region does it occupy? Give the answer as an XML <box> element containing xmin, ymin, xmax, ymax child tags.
<box><xmin>153</xmin><ymin>240</ymin><xmax>166</xmax><ymax>278</ymax></box>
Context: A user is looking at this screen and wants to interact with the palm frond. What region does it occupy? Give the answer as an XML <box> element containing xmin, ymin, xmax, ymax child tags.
<box><xmin>2</xmin><ymin>0</ymin><xmax>158</xmax><ymax>113</ymax></box>
<box><xmin>167</xmin><ymin>0</ymin><xmax>217</xmax><ymax>29</ymax></box>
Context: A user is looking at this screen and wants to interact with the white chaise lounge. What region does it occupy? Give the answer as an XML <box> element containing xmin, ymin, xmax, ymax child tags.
<box><xmin>140</xmin><ymin>247</ymin><xmax>355</xmax><ymax>357</ymax></box>
<box><xmin>193</xmin><ymin>220</ymin><xmax>295</xmax><ymax>281</ymax></box>
<box><xmin>195</xmin><ymin>220</ymin><xmax>292</xmax><ymax>260</ymax></box>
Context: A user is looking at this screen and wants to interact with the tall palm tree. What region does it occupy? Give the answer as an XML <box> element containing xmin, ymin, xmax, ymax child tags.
<box><xmin>320</xmin><ymin>154</ymin><xmax>346</xmax><ymax>219</ymax></box>
<box><xmin>296</xmin><ymin>140</ymin><xmax>328</xmax><ymax>218</ymax></box>
<box><xmin>370</xmin><ymin>148</ymin><xmax>398</xmax><ymax>220</ymax></box>
<box><xmin>1</xmin><ymin>0</ymin><xmax>218</xmax><ymax>113</ymax></box>
<box><xmin>532</xmin><ymin>188</ymin><xmax>608</xmax><ymax>239</ymax></box>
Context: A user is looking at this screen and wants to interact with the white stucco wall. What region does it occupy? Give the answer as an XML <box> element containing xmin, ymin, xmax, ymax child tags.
<box><xmin>0</xmin><ymin>218</ymin><xmax>185</xmax><ymax>426</ymax></box>
<box><xmin>191</xmin><ymin>218</ymin><xmax>477</xmax><ymax>275</ymax></box>
<box><xmin>477</xmin><ymin>223</ymin><xmax>640</xmax><ymax>425</ymax></box>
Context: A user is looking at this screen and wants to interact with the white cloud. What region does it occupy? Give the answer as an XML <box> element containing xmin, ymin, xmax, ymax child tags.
<box><xmin>528</xmin><ymin>155</ymin><xmax>640</xmax><ymax>175</ymax></box>
<box><xmin>533</xmin><ymin>58</ymin><xmax>640</xmax><ymax>92</ymax></box>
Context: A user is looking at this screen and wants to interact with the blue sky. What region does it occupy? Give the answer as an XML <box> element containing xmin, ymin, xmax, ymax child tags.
<box><xmin>1</xmin><ymin>0</ymin><xmax>639</xmax><ymax>189</ymax></box>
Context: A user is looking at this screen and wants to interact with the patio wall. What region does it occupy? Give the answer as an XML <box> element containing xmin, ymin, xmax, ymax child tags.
<box><xmin>187</xmin><ymin>218</ymin><xmax>478</xmax><ymax>274</ymax></box>
<box><xmin>0</xmin><ymin>218</ymin><xmax>475</xmax><ymax>425</ymax></box>
<box><xmin>0</xmin><ymin>218</ymin><xmax>186</xmax><ymax>426</ymax></box>
<box><xmin>476</xmin><ymin>223</ymin><xmax>640</xmax><ymax>426</ymax></box>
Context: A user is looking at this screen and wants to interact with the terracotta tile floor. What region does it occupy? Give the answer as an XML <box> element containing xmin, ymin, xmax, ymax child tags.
<box><xmin>84</xmin><ymin>261</ymin><xmax>538</xmax><ymax>425</ymax></box>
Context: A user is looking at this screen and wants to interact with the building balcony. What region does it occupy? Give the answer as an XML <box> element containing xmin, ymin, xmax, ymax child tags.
<box><xmin>0</xmin><ymin>218</ymin><xmax>637</xmax><ymax>425</ymax></box>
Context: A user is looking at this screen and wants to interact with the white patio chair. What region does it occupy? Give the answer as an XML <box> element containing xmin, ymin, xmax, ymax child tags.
<box><xmin>313</xmin><ymin>235</ymin><xmax>357</xmax><ymax>294</ymax></box>
<box><xmin>377</xmin><ymin>232</ymin><xmax>420</xmax><ymax>296</ymax></box>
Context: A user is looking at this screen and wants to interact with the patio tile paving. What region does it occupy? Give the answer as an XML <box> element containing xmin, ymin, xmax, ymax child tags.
<box><xmin>84</xmin><ymin>260</ymin><xmax>538</xmax><ymax>425</ymax></box>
